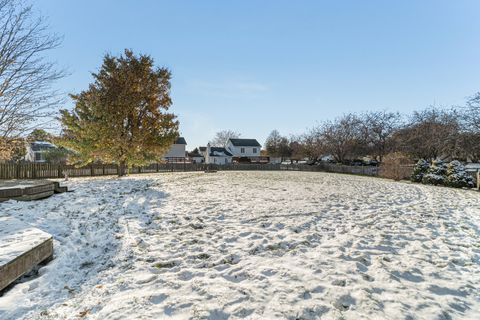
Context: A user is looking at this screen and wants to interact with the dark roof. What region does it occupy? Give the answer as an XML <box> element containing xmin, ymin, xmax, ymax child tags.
<box><xmin>199</xmin><ymin>146</ymin><xmax>207</xmax><ymax>152</ymax></box>
<box><xmin>209</xmin><ymin>147</ymin><xmax>233</xmax><ymax>157</ymax></box>
<box><xmin>175</xmin><ymin>137</ymin><xmax>187</xmax><ymax>145</ymax></box>
<box><xmin>228</xmin><ymin>138</ymin><xmax>261</xmax><ymax>147</ymax></box>
<box><xmin>31</xmin><ymin>141</ymin><xmax>56</xmax><ymax>151</ymax></box>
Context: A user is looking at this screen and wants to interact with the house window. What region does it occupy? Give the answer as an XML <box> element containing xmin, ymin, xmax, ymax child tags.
<box><xmin>241</xmin><ymin>148</ymin><xmax>245</xmax><ymax>153</ymax></box>
<box><xmin>253</xmin><ymin>148</ymin><xmax>257</xmax><ymax>154</ymax></box>
<box><xmin>35</xmin><ymin>152</ymin><xmax>43</xmax><ymax>162</ymax></box>
<box><xmin>214</xmin><ymin>158</ymin><xmax>216</xmax><ymax>163</ymax></box>
<box><xmin>225</xmin><ymin>158</ymin><xmax>228</xmax><ymax>164</ymax></box>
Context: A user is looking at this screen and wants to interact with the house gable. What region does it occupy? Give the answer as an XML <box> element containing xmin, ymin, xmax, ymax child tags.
<box><xmin>226</xmin><ymin>138</ymin><xmax>261</xmax><ymax>157</ymax></box>
<box><xmin>164</xmin><ymin>137</ymin><xmax>187</xmax><ymax>159</ymax></box>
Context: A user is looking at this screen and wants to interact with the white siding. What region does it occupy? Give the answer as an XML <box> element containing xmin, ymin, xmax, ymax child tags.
<box><xmin>164</xmin><ymin>144</ymin><xmax>186</xmax><ymax>158</ymax></box>
<box><xmin>24</xmin><ymin>146</ymin><xmax>35</xmax><ymax>162</ymax></box>
<box><xmin>226</xmin><ymin>141</ymin><xmax>260</xmax><ymax>157</ymax></box>
<box><xmin>191</xmin><ymin>156</ymin><xmax>204</xmax><ymax>163</ymax></box>
<box><xmin>207</xmin><ymin>156</ymin><xmax>232</xmax><ymax>165</ymax></box>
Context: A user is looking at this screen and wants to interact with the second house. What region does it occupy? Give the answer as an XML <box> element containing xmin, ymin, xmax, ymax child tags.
<box><xmin>226</xmin><ymin>138</ymin><xmax>262</xmax><ymax>163</ymax></box>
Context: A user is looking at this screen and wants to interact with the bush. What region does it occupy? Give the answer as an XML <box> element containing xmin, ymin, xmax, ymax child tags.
<box><xmin>411</xmin><ymin>159</ymin><xmax>429</xmax><ymax>182</ymax></box>
<box><xmin>445</xmin><ymin>160</ymin><xmax>474</xmax><ymax>188</ymax></box>
<box><xmin>379</xmin><ymin>152</ymin><xmax>412</xmax><ymax>181</ymax></box>
<box><xmin>422</xmin><ymin>159</ymin><xmax>447</xmax><ymax>185</ymax></box>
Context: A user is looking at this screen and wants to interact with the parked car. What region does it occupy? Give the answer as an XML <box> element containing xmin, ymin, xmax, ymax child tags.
<box><xmin>350</xmin><ymin>159</ymin><xmax>364</xmax><ymax>166</ymax></box>
<box><xmin>365</xmin><ymin>160</ymin><xmax>379</xmax><ymax>166</ymax></box>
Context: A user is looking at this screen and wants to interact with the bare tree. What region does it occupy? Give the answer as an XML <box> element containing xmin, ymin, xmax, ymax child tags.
<box><xmin>0</xmin><ymin>0</ymin><xmax>64</xmax><ymax>158</ymax></box>
<box><xmin>393</xmin><ymin>107</ymin><xmax>460</xmax><ymax>160</ymax></box>
<box><xmin>361</xmin><ymin>110</ymin><xmax>402</xmax><ymax>161</ymax></box>
<box><xmin>320</xmin><ymin>113</ymin><xmax>365</xmax><ymax>163</ymax></box>
<box><xmin>288</xmin><ymin>134</ymin><xmax>305</xmax><ymax>161</ymax></box>
<box><xmin>458</xmin><ymin>93</ymin><xmax>480</xmax><ymax>161</ymax></box>
<box><xmin>463</xmin><ymin>92</ymin><xmax>480</xmax><ymax>132</ymax></box>
<box><xmin>457</xmin><ymin>132</ymin><xmax>480</xmax><ymax>162</ymax></box>
<box><xmin>300</xmin><ymin>126</ymin><xmax>324</xmax><ymax>161</ymax></box>
<box><xmin>209</xmin><ymin>130</ymin><xmax>241</xmax><ymax>147</ymax></box>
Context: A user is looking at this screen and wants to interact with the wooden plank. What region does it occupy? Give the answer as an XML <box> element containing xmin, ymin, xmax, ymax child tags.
<box><xmin>0</xmin><ymin>180</ymin><xmax>56</xmax><ymax>202</ymax></box>
<box><xmin>0</xmin><ymin>216</ymin><xmax>53</xmax><ymax>291</ymax></box>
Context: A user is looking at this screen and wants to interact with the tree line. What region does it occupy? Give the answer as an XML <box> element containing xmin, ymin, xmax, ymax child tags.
<box><xmin>265</xmin><ymin>98</ymin><xmax>480</xmax><ymax>164</ymax></box>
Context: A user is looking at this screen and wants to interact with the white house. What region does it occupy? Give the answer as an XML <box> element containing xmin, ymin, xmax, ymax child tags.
<box><xmin>198</xmin><ymin>146</ymin><xmax>207</xmax><ymax>156</ymax></box>
<box><xmin>24</xmin><ymin>141</ymin><xmax>57</xmax><ymax>163</ymax></box>
<box><xmin>187</xmin><ymin>148</ymin><xmax>204</xmax><ymax>164</ymax></box>
<box><xmin>204</xmin><ymin>144</ymin><xmax>233</xmax><ymax>165</ymax></box>
<box><xmin>163</xmin><ymin>137</ymin><xmax>187</xmax><ymax>162</ymax></box>
<box><xmin>226</xmin><ymin>138</ymin><xmax>261</xmax><ymax>162</ymax></box>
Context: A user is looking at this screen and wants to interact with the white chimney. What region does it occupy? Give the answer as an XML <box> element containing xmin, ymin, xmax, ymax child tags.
<box><xmin>206</xmin><ymin>143</ymin><xmax>211</xmax><ymax>164</ymax></box>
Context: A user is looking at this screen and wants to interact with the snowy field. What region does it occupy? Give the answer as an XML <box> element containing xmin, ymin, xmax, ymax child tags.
<box><xmin>0</xmin><ymin>171</ymin><xmax>479</xmax><ymax>319</ymax></box>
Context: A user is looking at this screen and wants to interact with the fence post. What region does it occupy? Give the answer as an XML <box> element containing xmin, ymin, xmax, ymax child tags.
<box><xmin>477</xmin><ymin>170</ymin><xmax>479</xmax><ymax>190</ymax></box>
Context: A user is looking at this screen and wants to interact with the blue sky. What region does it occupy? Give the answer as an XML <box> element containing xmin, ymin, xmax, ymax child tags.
<box><xmin>37</xmin><ymin>0</ymin><xmax>480</xmax><ymax>149</ymax></box>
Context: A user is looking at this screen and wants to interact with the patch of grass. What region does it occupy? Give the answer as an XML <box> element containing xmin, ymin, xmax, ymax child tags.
<box><xmin>153</xmin><ymin>261</ymin><xmax>176</xmax><ymax>269</ymax></box>
<box><xmin>196</xmin><ymin>253</ymin><xmax>210</xmax><ymax>260</ymax></box>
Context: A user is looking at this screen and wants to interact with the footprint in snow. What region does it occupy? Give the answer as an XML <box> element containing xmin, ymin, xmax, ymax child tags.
<box><xmin>333</xmin><ymin>294</ymin><xmax>356</xmax><ymax>311</ymax></box>
<box><xmin>149</xmin><ymin>293</ymin><xmax>167</xmax><ymax>304</ymax></box>
<box><xmin>332</xmin><ymin>279</ymin><xmax>347</xmax><ymax>287</ymax></box>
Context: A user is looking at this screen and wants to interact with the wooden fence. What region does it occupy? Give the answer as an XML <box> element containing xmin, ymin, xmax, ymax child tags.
<box><xmin>0</xmin><ymin>162</ymin><xmax>384</xmax><ymax>180</ymax></box>
<box><xmin>281</xmin><ymin>163</ymin><xmax>380</xmax><ymax>176</ymax></box>
<box><xmin>3</xmin><ymin>162</ymin><xmax>477</xmax><ymax>190</ymax></box>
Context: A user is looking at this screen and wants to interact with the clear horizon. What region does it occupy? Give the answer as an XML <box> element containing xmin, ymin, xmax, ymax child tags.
<box><xmin>37</xmin><ymin>0</ymin><xmax>480</xmax><ymax>149</ymax></box>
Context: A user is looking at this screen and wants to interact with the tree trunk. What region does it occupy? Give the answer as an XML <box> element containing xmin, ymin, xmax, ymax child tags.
<box><xmin>119</xmin><ymin>161</ymin><xmax>127</xmax><ymax>177</ymax></box>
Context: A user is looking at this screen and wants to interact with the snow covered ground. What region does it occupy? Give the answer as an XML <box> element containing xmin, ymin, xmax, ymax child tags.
<box><xmin>0</xmin><ymin>171</ymin><xmax>479</xmax><ymax>319</ymax></box>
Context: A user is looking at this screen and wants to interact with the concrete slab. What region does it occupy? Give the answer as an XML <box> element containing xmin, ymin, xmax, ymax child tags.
<box><xmin>0</xmin><ymin>216</ymin><xmax>53</xmax><ymax>291</ymax></box>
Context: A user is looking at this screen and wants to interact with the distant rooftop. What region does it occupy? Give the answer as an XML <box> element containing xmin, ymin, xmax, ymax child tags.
<box><xmin>30</xmin><ymin>141</ymin><xmax>56</xmax><ymax>151</ymax></box>
<box><xmin>175</xmin><ymin>137</ymin><xmax>187</xmax><ymax>145</ymax></box>
<box><xmin>228</xmin><ymin>138</ymin><xmax>261</xmax><ymax>147</ymax></box>
<box><xmin>209</xmin><ymin>147</ymin><xmax>233</xmax><ymax>157</ymax></box>
<box><xmin>32</xmin><ymin>141</ymin><xmax>54</xmax><ymax>145</ymax></box>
